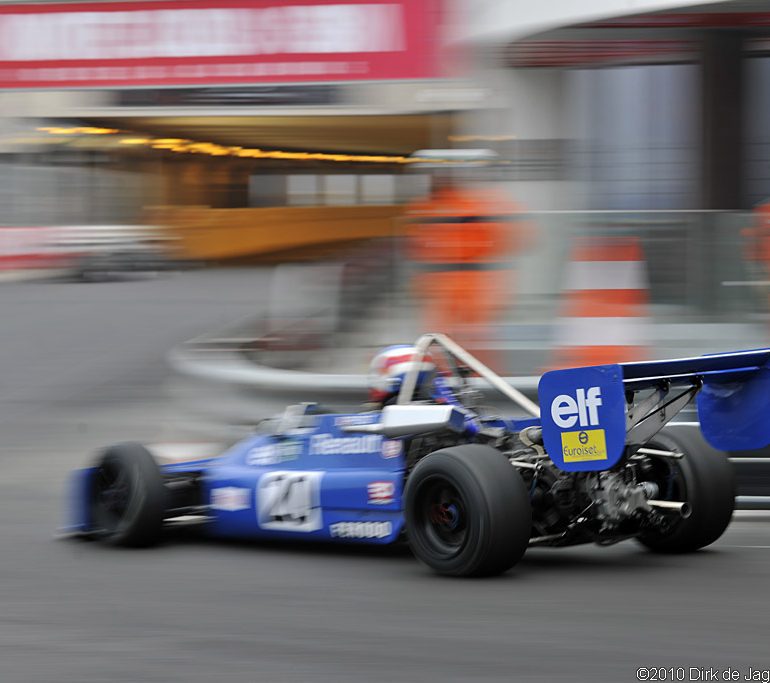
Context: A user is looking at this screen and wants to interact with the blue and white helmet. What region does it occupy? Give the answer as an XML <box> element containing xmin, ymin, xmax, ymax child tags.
<box><xmin>368</xmin><ymin>344</ymin><xmax>436</xmax><ymax>402</ymax></box>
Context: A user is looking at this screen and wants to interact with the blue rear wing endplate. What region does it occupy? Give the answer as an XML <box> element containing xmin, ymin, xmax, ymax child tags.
<box><xmin>538</xmin><ymin>348</ymin><xmax>770</xmax><ymax>471</ymax></box>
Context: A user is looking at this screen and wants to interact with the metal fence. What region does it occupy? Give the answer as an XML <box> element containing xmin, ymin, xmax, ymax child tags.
<box><xmin>0</xmin><ymin>162</ymin><xmax>145</xmax><ymax>226</ymax></box>
<box><xmin>513</xmin><ymin>210</ymin><xmax>760</xmax><ymax>321</ymax></box>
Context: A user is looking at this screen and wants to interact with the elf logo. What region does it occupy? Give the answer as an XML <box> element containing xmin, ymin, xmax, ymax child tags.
<box><xmin>550</xmin><ymin>387</ymin><xmax>603</xmax><ymax>429</ymax></box>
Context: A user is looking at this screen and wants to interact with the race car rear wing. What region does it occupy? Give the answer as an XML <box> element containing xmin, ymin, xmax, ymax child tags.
<box><xmin>538</xmin><ymin>348</ymin><xmax>770</xmax><ymax>472</ymax></box>
<box><xmin>622</xmin><ymin>348</ymin><xmax>770</xmax><ymax>452</ymax></box>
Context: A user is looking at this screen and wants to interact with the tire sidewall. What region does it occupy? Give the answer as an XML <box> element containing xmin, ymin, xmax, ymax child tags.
<box><xmin>406</xmin><ymin>455</ymin><xmax>492</xmax><ymax>575</ymax></box>
<box><xmin>405</xmin><ymin>445</ymin><xmax>531</xmax><ymax>577</ymax></box>
<box><xmin>90</xmin><ymin>443</ymin><xmax>167</xmax><ymax>547</ymax></box>
<box><xmin>638</xmin><ymin>426</ymin><xmax>735</xmax><ymax>553</ymax></box>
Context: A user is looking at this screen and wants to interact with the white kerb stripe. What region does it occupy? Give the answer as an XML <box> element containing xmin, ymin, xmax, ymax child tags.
<box><xmin>554</xmin><ymin>317</ymin><xmax>648</xmax><ymax>346</ymax></box>
<box><xmin>566</xmin><ymin>261</ymin><xmax>647</xmax><ymax>291</ymax></box>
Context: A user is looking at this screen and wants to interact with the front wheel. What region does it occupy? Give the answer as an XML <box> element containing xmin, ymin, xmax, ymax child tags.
<box><xmin>637</xmin><ymin>426</ymin><xmax>735</xmax><ymax>553</ymax></box>
<box><xmin>404</xmin><ymin>445</ymin><xmax>532</xmax><ymax>577</ymax></box>
<box><xmin>89</xmin><ymin>443</ymin><xmax>167</xmax><ymax>547</ymax></box>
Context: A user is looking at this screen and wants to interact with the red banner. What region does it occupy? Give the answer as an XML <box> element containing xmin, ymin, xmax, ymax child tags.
<box><xmin>0</xmin><ymin>0</ymin><xmax>444</xmax><ymax>88</ymax></box>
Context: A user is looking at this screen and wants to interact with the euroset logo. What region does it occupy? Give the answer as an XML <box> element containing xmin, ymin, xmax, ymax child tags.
<box><xmin>550</xmin><ymin>387</ymin><xmax>608</xmax><ymax>462</ymax></box>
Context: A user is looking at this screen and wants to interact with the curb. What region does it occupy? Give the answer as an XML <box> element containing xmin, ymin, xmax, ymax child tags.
<box><xmin>0</xmin><ymin>269</ymin><xmax>68</xmax><ymax>283</ymax></box>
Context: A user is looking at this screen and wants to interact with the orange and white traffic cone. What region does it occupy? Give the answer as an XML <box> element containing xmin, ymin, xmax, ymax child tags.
<box><xmin>549</xmin><ymin>236</ymin><xmax>649</xmax><ymax>369</ymax></box>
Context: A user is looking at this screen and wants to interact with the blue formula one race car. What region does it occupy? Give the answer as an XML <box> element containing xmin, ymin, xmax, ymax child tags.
<box><xmin>66</xmin><ymin>333</ymin><xmax>762</xmax><ymax>577</ymax></box>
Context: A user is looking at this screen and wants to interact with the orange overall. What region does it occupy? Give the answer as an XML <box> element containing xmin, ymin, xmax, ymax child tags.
<box><xmin>746</xmin><ymin>201</ymin><xmax>770</xmax><ymax>268</ymax></box>
<box><xmin>743</xmin><ymin>201</ymin><xmax>770</xmax><ymax>312</ymax></box>
<box><xmin>407</xmin><ymin>186</ymin><xmax>529</xmax><ymax>347</ymax></box>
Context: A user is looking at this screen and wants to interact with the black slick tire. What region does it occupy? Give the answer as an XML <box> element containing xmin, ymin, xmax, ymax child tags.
<box><xmin>404</xmin><ymin>445</ymin><xmax>532</xmax><ymax>577</ymax></box>
<box><xmin>638</xmin><ymin>426</ymin><xmax>734</xmax><ymax>553</ymax></box>
<box><xmin>89</xmin><ymin>442</ymin><xmax>167</xmax><ymax>547</ymax></box>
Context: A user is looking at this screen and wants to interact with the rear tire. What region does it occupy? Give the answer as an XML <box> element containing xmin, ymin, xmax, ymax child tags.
<box><xmin>637</xmin><ymin>426</ymin><xmax>734</xmax><ymax>553</ymax></box>
<box><xmin>89</xmin><ymin>443</ymin><xmax>167</xmax><ymax>547</ymax></box>
<box><xmin>404</xmin><ymin>445</ymin><xmax>532</xmax><ymax>577</ymax></box>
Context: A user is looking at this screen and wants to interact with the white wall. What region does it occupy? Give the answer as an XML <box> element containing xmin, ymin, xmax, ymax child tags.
<box><xmin>569</xmin><ymin>64</ymin><xmax>700</xmax><ymax>210</ymax></box>
<box><xmin>454</xmin><ymin>0</ymin><xmax>720</xmax><ymax>210</ymax></box>
<box><xmin>455</xmin><ymin>0</ymin><xmax>728</xmax><ymax>44</ymax></box>
<box><xmin>462</xmin><ymin>61</ymin><xmax>583</xmax><ymax>210</ymax></box>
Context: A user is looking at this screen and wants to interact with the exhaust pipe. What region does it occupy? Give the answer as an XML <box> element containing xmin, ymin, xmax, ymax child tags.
<box><xmin>648</xmin><ymin>499</ymin><xmax>691</xmax><ymax>518</ymax></box>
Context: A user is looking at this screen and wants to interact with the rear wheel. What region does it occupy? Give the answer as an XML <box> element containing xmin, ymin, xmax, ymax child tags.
<box><xmin>90</xmin><ymin>443</ymin><xmax>167</xmax><ymax>547</ymax></box>
<box><xmin>404</xmin><ymin>445</ymin><xmax>532</xmax><ymax>577</ymax></box>
<box><xmin>638</xmin><ymin>426</ymin><xmax>734</xmax><ymax>553</ymax></box>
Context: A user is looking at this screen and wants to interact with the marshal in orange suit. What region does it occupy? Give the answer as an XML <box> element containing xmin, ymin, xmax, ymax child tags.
<box><xmin>406</xmin><ymin>155</ymin><xmax>532</xmax><ymax>358</ymax></box>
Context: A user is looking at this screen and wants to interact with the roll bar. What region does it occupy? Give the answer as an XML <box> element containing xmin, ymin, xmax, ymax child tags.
<box><xmin>396</xmin><ymin>333</ymin><xmax>541</xmax><ymax>418</ymax></box>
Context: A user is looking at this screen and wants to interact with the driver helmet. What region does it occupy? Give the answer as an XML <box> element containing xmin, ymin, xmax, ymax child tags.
<box><xmin>368</xmin><ymin>344</ymin><xmax>436</xmax><ymax>403</ymax></box>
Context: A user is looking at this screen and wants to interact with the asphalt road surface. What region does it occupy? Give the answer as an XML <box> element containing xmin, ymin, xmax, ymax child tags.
<box><xmin>1</xmin><ymin>269</ymin><xmax>769</xmax><ymax>683</ymax></box>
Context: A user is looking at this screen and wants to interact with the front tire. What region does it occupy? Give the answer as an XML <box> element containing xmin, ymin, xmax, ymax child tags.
<box><xmin>404</xmin><ymin>445</ymin><xmax>532</xmax><ymax>577</ymax></box>
<box><xmin>638</xmin><ymin>426</ymin><xmax>735</xmax><ymax>553</ymax></box>
<box><xmin>89</xmin><ymin>443</ymin><xmax>167</xmax><ymax>547</ymax></box>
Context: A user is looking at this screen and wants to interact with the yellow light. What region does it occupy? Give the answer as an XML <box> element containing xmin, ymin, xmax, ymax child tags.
<box><xmin>37</xmin><ymin>127</ymin><xmax>78</xmax><ymax>135</ymax></box>
<box><xmin>81</xmin><ymin>127</ymin><xmax>119</xmax><ymax>135</ymax></box>
<box><xmin>33</xmin><ymin>124</ymin><xmax>435</xmax><ymax>164</ymax></box>
<box><xmin>37</xmin><ymin>126</ymin><xmax>119</xmax><ymax>135</ymax></box>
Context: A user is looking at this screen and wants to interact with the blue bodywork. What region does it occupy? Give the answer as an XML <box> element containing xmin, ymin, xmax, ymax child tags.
<box><xmin>201</xmin><ymin>412</ymin><xmax>406</xmax><ymax>544</ymax></box>
<box><xmin>538</xmin><ymin>364</ymin><xmax>627</xmax><ymax>473</ymax></box>
<box><xmin>67</xmin><ymin>407</ymin><xmax>536</xmax><ymax>544</ymax></box>
<box><xmin>70</xmin><ymin>412</ymin><xmax>404</xmax><ymax>543</ymax></box>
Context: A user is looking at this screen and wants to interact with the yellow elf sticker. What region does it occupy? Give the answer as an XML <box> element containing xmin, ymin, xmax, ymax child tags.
<box><xmin>561</xmin><ymin>429</ymin><xmax>608</xmax><ymax>462</ymax></box>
